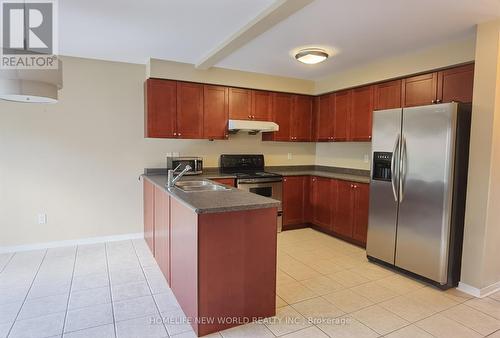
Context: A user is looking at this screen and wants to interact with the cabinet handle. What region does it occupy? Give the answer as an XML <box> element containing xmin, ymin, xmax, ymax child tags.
<box><xmin>368</xmin><ymin>136</ymin><xmax>372</xmax><ymax>139</ymax></box>
<box><xmin>248</xmin><ymin>115</ymin><xmax>252</xmax><ymax>119</ymax></box>
<box><xmin>436</xmin><ymin>99</ymin><xmax>442</xmax><ymax>103</ymax></box>
<box><xmin>354</xmin><ymin>185</ymin><xmax>358</xmax><ymax>189</ymax></box>
<box><xmin>178</xmin><ymin>133</ymin><xmax>181</xmax><ymax>137</ymax></box>
<box><xmin>173</xmin><ymin>132</ymin><xmax>177</xmax><ymax>136</ymax></box>
<box><xmin>252</xmin><ymin>115</ymin><xmax>255</xmax><ymax>119</ymax></box>
<box><xmin>350</xmin><ymin>184</ymin><xmax>353</xmax><ymax>188</ymax></box>
<box><xmin>432</xmin><ymin>100</ymin><xmax>436</xmax><ymax>104</ymax></box>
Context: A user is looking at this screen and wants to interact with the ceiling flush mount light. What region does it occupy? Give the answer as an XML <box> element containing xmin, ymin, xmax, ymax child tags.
<box><xmin>295</xmin><ymin>49</ymin><xmax>329</xmax><ymax>64</ymax></box>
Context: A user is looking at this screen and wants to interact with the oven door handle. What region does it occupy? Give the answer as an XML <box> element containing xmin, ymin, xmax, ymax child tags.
<box><xmin>237</xmin><ymin>179</ymin><xmax>283</xmax><ymax>184</ymax></box>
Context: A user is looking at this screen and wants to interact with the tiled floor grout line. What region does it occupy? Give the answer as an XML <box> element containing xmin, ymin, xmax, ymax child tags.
<box><xmin>6</xmin><ymin>249</ymin><xmax>48</xmax><ymax>338</ymax></box>
<box><xmin>0</xmin><ymin>253</ymin><xmax>16</xmax><ymax>275</ymax></box>
<box><xmin>61</xmin><ymin>246</ymin><xmax>79</xmax><ymax>336</ymax></box>
<box><xmin>130</xmin><ymin>239</ymin><xmax>173</xmax><ymax>336</ymax></box>
<box><xmin>104</xmin><ymin>242</ymin><xmax>118</xmax><ymax>338</ymax></box>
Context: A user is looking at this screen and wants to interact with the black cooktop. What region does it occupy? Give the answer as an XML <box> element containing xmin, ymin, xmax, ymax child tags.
<box><xmin>219</xmin><ymin>154</ymin><xmax>282</xmax><ymax>179</ymax></box>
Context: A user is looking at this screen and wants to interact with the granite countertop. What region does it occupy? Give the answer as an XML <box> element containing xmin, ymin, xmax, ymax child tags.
<box><xmin>143</xmin><ymin>175</ymin><xmax>280</xmax><ymax>214</ymax></box>
<box><xmin>144</xmin><ymin>165</ymin><xmax>370</xmax><ymax>184</ymax></box>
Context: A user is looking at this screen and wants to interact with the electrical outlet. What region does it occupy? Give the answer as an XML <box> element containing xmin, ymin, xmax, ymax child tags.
<box><xmin>287</xmin><ymin>153</ymin><xmax>293</xmax><ymax>160</ymax></box>
<box><xmin>364</xmin><ymin>154</ymin><xmax>370</xmax><ymax>163</ymax></box>
<box><xmin>38</xmin><ymin>213</ymin><xmax>47</xmax><ymax>224</ymax></box>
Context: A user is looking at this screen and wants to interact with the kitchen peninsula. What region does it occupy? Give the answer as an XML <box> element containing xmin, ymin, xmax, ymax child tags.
<box><xmin>142</xmin><ymin>174</ymin><xmax>280</xmax><ymax>336</ymax></box>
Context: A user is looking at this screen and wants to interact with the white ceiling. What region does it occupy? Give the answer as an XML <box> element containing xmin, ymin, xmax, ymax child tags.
<box><xmin>60</xmin><ymin>0</ymin><xmax>500</xmax><ymax>80</ymax></box>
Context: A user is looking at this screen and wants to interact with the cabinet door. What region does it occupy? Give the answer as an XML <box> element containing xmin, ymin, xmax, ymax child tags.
<box><xmin>229</xmin><ymin>88</ymin><xmax>252</xmax><ymax>120</ymax></box>
<box><xmin>283</xmin><ymin>176</ymin><xmax>305</xmax><ymax>225</ymax></box>
<box><xmin>143</xmin><ymin>179</ymin><xmax>155</xmax><ymax>254</ymax></box>
<box><xmin>154</xmin><ymin>186</ymin><xmax>170</xmax><ymax>283</ymax></box>
<box><xmin>176</xmin><ymin>82</ymin><xmax>203</xmax><ymax>139</ymax></box>
<box><xmin>334</xmin><ymin>91</ymin><xmax>351</xmax><ymax>141</ymax></box>
<box><xmin>312</xmin><ymin>177</ymin><xmax>332</xmax><ymax>230</ymax></box>
<box><xmin>203</xmin><ymin>85</ymin><xmax>228</xmax><ymax>140</ymax></box>
<box><xmin>350</xmin><ymin>85</ymin><xmax>374</xmax><ymax>141</ymax></box>
<box><xmin>402</xmin><ymin>72</ymin><xmax>438</xmax><ymax>107</ymax></box>
<box><xmin>304</xmin><ymin>176</ymin><xmax>313</xmax><ymax>223</ymax></box>
<box><xmin>291</xmin><ymin>95</ymin><xmax>313</xmax><ymax>141</ymax></box>
<box><xmin>374</xmin><ymin>80</ymin><xmax>402</xmax><ymax>110</ymax></box>
<box><xmin>352</xmin><ymin>183</ymin><xmax>369</xmax><ymax>245</ymax></box>
<box><xmin>316</xmin><ymin>94</ymin><xmax>335</xmax><ymax>141</ymax></box>
<box><xmin>252</xmin><ymin>90</ymin><xmax>272</xmax><ymax>121</ymax></box>
<box><xmin>145</xmin><ymin>79</ymin><xmax>177</xmax><ymax>138</ymax></box>
<box><xmin>437</xmin><ymin>64</ymin><xmax>474</xmax><ymax>104</ymax></box>
<box><xmin>266</xmin><ymin>93</ymin><xmax>292</xmax><ymax>141</ymax></box>
<box><xmin>333</xmin><ymin>180</ymin><xmax>354</xmax><ymax>237</ymax></box>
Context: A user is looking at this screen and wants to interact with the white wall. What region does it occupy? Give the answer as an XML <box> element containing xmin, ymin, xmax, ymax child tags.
<box><xmin>0</xmin><ymin>56</ymin><xmax>315</xmax><ymax>248</ymax></box>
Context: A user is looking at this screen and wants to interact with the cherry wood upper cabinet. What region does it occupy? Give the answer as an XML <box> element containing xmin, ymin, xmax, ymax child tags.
<box><xmin>291</xmin><ymin>95</ymin><xmax>313</xmax><ymax>141</ymax></box>
<box><xmin>374</xmin><ymin>80</ymin><xmax>402</xmax><ymax>110</ymax></box>
<box><xmin>228</xmin><ymin>88</ymin><xmax>252</xmax><ymax>120</ymax></box>
<box><xmin>154</xmin><ymin>185</ymin><xmax>170</xmax><ymax>284</ymax></box>
<box><xmin>312</xmin><ymin>176</ymin><xmax>333</xmax><ymax>230</ymax></box>
<box><xmin>352</xmin><ymin>183</ymin><xmax>369</xmax><ymax>245</ymax></box>
<box><xmin>315</xmin><ymin>94</ymin><xmax>335</xmax><ymax>141</ymax></box>
<box><xmin>333</xmin><ymin>180</ymin><xmax>354</xmax><ymax>238</ymax></box>
<box><xmin>350</xmin><ymin>86</ymin><xmax>374</xmax><ymax>141</ymax></box>
<box><xmin>203</xmin><ymin>85</ymin><xmax>228</xmax><ymax>140</ymax></box>
<box><xmin>143</xmin><ymin>179</ymin><xmax>155</xmax><ymax>254</ymax></box>
<box><xmin>252</xmin><ymin>90</ymin><xmax>272</xmax><ymax>121</ymax></box>
<box><xmin>334</xmin><ymin>90</ymin><xmax>351</xmax><ymax>141</ymax></box>
<box><xmin>145</xmin><ymin>79</ymin><xmax>177</xmax><ymax>138</ymax></box>
<box><xmin>402</xmin><ymin>72</ymin><xmax>438</xmax><ymax>107</ymax></box>
<box><xmin>262</xmin><ymin>93</ymin><xmax>293</xmax><ymax>141</ymax></box>
<box><xmin>437</xmin><ymin>63</ymin><xmax>474</xmax><ymax>103</ymax></box>
<box><xmin>176</xmin><ymin>82</ymin><xmax>204</xmax><ymax>139</ymax></box>
<box><xmin>283</xmin><ymin>176</ymin><xmax>306</xmax><ymax>226</ymax></box>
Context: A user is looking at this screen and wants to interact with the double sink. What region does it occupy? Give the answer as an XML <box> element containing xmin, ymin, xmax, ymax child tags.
<box><xmin>174</xmin><ymin>180</ymin><xmax>231</xmax><ymax>192</ymax></box>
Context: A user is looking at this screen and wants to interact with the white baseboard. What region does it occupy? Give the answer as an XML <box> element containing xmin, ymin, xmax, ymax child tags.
<box><xmin>0</xmin><ymin>232</ymin><xmax>144</xmax><ymax>254</ymax></box>
<box><xmin>458</xmin><ymin>281</ymin><xmax>500</xmax><ymax>298</ymax></box>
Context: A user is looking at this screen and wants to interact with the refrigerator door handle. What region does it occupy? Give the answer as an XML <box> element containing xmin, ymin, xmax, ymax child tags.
<box><xmin>399</xmin><ymin>136</ymin><xmax>408</xmax><ymax>203</ymax></box>
<box><xmin>391</xmin><ymin>134</ymin><xmax>400</xmax><ymax>202</ymax></box>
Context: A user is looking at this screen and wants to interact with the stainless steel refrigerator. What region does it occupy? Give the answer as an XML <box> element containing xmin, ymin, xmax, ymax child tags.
<box><xmin>366</xmin><ymin>102</ymin><xmax>471</xmax><ymax>288</ymax></box>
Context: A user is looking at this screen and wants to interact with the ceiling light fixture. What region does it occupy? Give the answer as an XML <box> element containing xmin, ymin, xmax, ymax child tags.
<box><xmin>295</xmin><ymin>49</ymin><xmax>329</xmax><ymax>64</ymax></box>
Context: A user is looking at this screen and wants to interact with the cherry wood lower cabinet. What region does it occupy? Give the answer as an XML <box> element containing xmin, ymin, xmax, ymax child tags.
<box><xmin>154</xmin><ymin>185</ymin><xmax>170</xmax><ymax>283</ymax></box>
<box><xmin>170</xmin><ymin>199</ymin><xmax>277</xmax><ymax>336</ymax></box>
<box><xmin>284</xmin><ymin>176</ymin><xmax>370</xmax><ymax>246</ymax></box>
<box><xmin>143</xmin><ymin>179</ymin><xmax>155</xmax><ymax>254</ymax></box>
<box><xmin>144</xmin><ymin>177</ymin><xmax>277</xmax><ymax>336</ymax></box>
<box><xmin>209</xmin><ymin>178</ymin><xmax>236</xmax><ymax>187</ymax></box>
<box><xmin>282</xmin><ymin>176</ymin><xmax>306</xmax><ymax>226</ymax></box>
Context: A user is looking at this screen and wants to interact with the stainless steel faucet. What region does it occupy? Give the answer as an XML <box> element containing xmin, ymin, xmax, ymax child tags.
<box><xmin>167</xmin><ymin>164</ymin><xmax>192</xmax><ymax>188</ymax></box>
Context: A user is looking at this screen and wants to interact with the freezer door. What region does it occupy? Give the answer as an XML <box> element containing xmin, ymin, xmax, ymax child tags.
<box><xmin>366</xmin><ymin>108</ymin><xmax>402</xmax><ymax>264</ymax></box>
<box><xmin>396</xmin><ymin>103</ymin><xmax>457</xmax><ymax>284</ymax></box>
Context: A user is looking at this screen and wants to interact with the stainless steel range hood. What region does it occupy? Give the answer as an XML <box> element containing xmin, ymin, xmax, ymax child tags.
<box><xmin>228</xmin><ymin>119</ymin><xmax>279</xmax><ymax>134</ymax></box>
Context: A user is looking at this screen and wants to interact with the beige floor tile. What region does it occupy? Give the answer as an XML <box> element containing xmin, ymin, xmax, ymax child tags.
<box><xmin>351</xmin><ymin>305</ymin><xmax>409</xmax><ymax>335</ymax></box>
<box><xmin>262</xmin><ymin>305</ymin><xmax>311</xmax><ymax>336</ymax></box>
<box><xmin>300</xmin><ymin>276</ymin><xmax>345</xmax><ymax>296</ymax></box>
<box><xmin>375</xmin><ymin>274</ymin><xmax>426</xmax><ymax>295</ymax></box>
<box><xmin>277</xmin><ymin>270</ymin><xmax>296</xmax><ymax>286</ymax></box>
<box><xmin>281</xmin><ymin>262</ymin><xmax>323</xmax><ymax>281</ymax></box>
<box><xmin>379</xmin><ymin>295</ymin><xmax>437</xmax><ymax>322</ymax></box>
<box><xmin>276</xmin><ymin>295</ymin><xmax>288</xmax><ymax>308</ymax></box>
<box><xmin>277</xmin><ymin>281</ymin><xmax>318</xmax><ymax>304</ymax></box>
<box><xmin>349</xmin><ymin>263</ymin><xmax>394</xmax><ymax>281</ymax></box>
<box><xmin>280</xmin><ymin>326</ymin><xmax>329</xmax><ymax>338</ymax></box>
<box><xmin>441</xmin><ymin>304</ymin><xmax>500</xmax><ymax>335</ymax></box>
<box><xmin>384</xmin><ymin>324</ymin><xmax>434</xmax><ymax>338</ymax></box>
<box><xmin>465</xmin><ymin>297</ymin><xmax>500</xmax><ymax>320</ymax></box>
<box><xmin>322</xmin><ymin>289</ymin><xmax>374</xmax><ymax>313</ymax></box>
<box><xmin>327</xmin><ymin>270</ymin><xmax>371</xmax><ymax>288</ymax></box>
<box><xmin>488</xmin><ymin>329</ymin><xmax>500</xmax><ymax>337</ymax></box>
<box><xmin>443</xmin><ymin>288</ymin><xmax>474</xmax><ymax>303</ymax></box>
<box><xmin>351</xmin><ymin>281</ymin><xmax>399</xmax><ymax>303</ymax></box>
<box><xmin>490</xmin><ymin>291</ymin><xmax>500</xmax><ymax>302</ymax></box>
<box><xmin>416</xmin><ymin>314</ymin><xmax>482</xmax><ymax>338</ymax></box>
<box><xmin>406</xmin><ymin>287</ymin><xmax>459</xmax><ymax>312</ymax></box>
<box><xmin>219</xmin><ymin>322</ymin><xmax>274</xmax><ymax>338</ymax></box>
<box><xmin>291</xmin><ymin>297</ymin><xmax>344</xmax><ymax>323</ymax></box>
<box><xmin>316</xmin><ymin>316</ymin><xmax>379</xmax><ymax>338</ymax></box>
<box><xmin>309</xmin><ymin>258</ymin><xmax>346</xmax><ymax>274</ymax></box>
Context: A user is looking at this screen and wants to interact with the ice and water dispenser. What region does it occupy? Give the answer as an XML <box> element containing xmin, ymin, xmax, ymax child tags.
<box><xmin>372</xmin><ymin>152</ymin><xmax>393</xmax><ymax>181</ymax></box>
